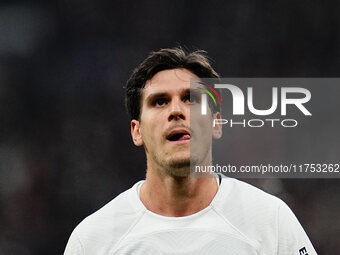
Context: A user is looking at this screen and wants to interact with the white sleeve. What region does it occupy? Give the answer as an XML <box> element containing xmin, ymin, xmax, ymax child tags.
<box><xmin>277</xmin><ymin>201</ymin><xmax>317</xmax><ymax>255</ymax></box>
<box><xmin>64</xmin><ymin>229</ymin><xmax>84</xmax><ymax>255</ymax></box>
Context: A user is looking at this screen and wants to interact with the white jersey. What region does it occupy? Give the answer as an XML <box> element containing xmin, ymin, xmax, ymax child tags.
<box><xmin>64</xmin><ymin>177</ymin><xmax>317</xmax><ymax>255</ymax></box>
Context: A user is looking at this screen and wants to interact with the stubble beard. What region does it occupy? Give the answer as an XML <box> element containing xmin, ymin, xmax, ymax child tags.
<box><xmin>146</xmin><ymin>137</ymin><xmax>212</xmax><ymax>178</ymax></box>
<box><xmin>149</xmin><ymin>148</ymin><xmax>192</xmax><ymax>178</ymax></box>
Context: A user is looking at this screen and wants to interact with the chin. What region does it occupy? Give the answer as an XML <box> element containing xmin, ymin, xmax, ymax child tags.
<box><xmin>168</xmin><ymin>158</ymin><xmax>190</xmax><ymax>168</ymax></box>
<box><xmin>165</xmin><ymin>158</ymin><xmax>191</xmax><ymax>177</ymax></box>
<box><xmin>167</xmin><ymin>168</ymin><xmax>190</xmax><ymax>178</ymax></box>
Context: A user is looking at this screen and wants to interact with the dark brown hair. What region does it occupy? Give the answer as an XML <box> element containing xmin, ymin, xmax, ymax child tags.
<box><xmin>125</xmin><ymin>48</ymin><xmax>220</xmax><ymax>120</ymax></box>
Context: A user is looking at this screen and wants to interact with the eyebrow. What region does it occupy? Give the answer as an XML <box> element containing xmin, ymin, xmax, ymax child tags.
<box><xmin>144</xmin><ymin>88</ymin><xmax>194</xmax><ymax>103</ymax></box>
<box><xmin>144</xmin><ymin>92</ymin><xmax>168</xmax><ymax>105</ymax></box>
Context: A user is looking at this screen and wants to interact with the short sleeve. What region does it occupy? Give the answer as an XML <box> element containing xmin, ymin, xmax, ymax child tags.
<box><xmin>277</xmin><ymin>201</ymin><xmax>317</xmax><ymax>255</ymax></box>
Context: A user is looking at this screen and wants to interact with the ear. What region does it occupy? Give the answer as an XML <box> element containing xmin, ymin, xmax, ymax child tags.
<box><xmin>131</xmin><ymin>120</ymin><xmax>144</xmax><ymax>146</ymax></box>
<box><xmin>212</xmin><ymin>112</ymin><xmax>222</xmax><ymax>140</ymax></box>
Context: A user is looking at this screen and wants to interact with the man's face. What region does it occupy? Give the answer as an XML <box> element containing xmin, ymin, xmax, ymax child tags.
<box><xmin>131</xmin><ymin>68</ymin><xmax>221</xmax><ymax>177</ymax></box>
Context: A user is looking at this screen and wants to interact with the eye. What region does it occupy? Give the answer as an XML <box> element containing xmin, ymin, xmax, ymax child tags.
<box><xmin>153</xmin><ymin>98</ymin><xmax>168</xmax><ymax>107</ymax></box>
<box><xmin>184</xmin><ymin>94</ymin><xmax>200</xmax><ymax>104</ymax></box>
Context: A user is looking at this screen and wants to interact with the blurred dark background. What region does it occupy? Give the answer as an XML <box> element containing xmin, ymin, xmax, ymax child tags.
<box><xmin>0</xmin><ymin>0</ymin><xmax>339</xmax><ymax>254</ymax></box>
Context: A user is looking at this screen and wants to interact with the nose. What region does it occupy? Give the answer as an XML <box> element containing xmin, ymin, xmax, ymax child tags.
<box><xmin>168</xmin><ymin>98</ymin><xmax>186</xmax><ymax>121</ymax></box>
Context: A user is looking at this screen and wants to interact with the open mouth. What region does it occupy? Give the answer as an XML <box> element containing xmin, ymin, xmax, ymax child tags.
<box><xmin>166</xmin><ymin>129</ymin><xmax>191</xmax><ymax>142</ymax></box>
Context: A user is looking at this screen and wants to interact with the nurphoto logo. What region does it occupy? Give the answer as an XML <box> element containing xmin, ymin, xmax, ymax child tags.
<box><xmin>196</xmin><ymin>80</ymin><xmax>312</xmax><ymax>128</ymax></box>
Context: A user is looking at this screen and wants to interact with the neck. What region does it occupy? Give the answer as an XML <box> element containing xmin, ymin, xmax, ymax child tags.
<box><xmin>140</xmin><ymin>161</ymin><xmax>218</xmax><ymax>217</ymax></box>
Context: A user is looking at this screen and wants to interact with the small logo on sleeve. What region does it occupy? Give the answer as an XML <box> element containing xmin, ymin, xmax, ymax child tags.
<box><xmin>299</xmin><ymin>247</ymin><xmax>308</xmax><ymax>255</ymax></box>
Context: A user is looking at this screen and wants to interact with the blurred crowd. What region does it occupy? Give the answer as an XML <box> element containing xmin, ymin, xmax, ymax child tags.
<box><xmin>0</xmin><ymin>1</ymin><xmax>339</xmax><ymax>254</ymax></box>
